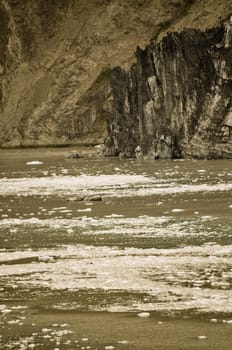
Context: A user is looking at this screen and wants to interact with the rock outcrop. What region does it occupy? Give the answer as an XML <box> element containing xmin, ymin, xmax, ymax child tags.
<box><xmin>0</xmin><ymin>0</ymin><xmax>190</xmax><ymax>147</ymax></box>
<box><xmin>1</xmin><ymin>0</ymin><xmax>232</xmax><ymax>155</ymax></box>
<box><xmin>105</xmin><ymin>17</ymin><xmax>232</xmax><ymax>159</ymax></box>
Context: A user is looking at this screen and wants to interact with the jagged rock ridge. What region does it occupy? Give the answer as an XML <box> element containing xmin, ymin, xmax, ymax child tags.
<box><xmin>105</xmin><ymin>17</ymin><xmax>232</xmax><ymax>159</ymax></box>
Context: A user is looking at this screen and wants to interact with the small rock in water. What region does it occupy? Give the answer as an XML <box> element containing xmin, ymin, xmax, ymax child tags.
<box><xmin>105</xmin><ymin>346</ymin><xmax>115</xmax><ymax>350</ymax></box>
<box><xmin>94</xmin><ymin>144</ymin><xmax>105</xmax><ymax>157</ymax></box>
<box><xmin>85</xmin><ymin>195</ymin><xmax>102</xmax><ymax>202</ymax></box>
<box><xmin>65</xmin><ymin>151</ymin><xmax>83</xmax><ymax>159</ymax></box>
<box><xmin>137</xmin><ymin>312</ymin><xmax>150</xmax><ymax>318</ymax></box>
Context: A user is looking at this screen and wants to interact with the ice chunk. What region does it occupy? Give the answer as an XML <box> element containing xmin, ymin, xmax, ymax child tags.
<box><xmin>26</xmin><ymin>161</ymin><xmax>43</xmax><ymax>165</ymax></box>
<box><xmin>137</xmin><ymin>312</ymin><xmax>150</xmax><ymax>318</ymax></box>
<box><xmin>172</xmin><ymin>209</ymin><xmax>184</xmax><ymax>213</ymax></box>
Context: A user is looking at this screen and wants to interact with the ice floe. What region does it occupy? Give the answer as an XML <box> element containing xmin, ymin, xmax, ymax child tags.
<box><xmin>26</xmin><ymin>161</ymin><xmax>43</xmax><ymax>165</ymax></box>
<box><xmin>0</xmin><ymin>174</ymin><xmax>231</xmax><ymax>198</ymax></box>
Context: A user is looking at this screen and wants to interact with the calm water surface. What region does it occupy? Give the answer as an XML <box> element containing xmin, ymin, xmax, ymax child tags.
<box><xmin>0</xmin><ymin>148</ymin><xmax>232</xmax><ymax>349</ymax></box>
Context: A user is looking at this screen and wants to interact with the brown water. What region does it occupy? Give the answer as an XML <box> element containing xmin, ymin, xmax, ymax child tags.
<box><xmin>0</xmin><ymin>147</ymin><xmax>232</xmax><ymax>349</ymax></box>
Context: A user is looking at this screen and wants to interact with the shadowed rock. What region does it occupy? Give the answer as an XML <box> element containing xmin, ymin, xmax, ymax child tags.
<box><xmin>105</xmin><ymin>18</ymin><xmax>232</xmax><ymax>159</ymax></box>
<box><xmin>65</xmin><ymin>151</ymin><xmax>83</xmax><ymax>159</ymax></box>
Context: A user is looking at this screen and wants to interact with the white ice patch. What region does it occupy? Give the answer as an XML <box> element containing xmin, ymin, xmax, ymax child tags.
<box><xmin>26</xmin><ymin>161</ymin><xmax>43</xmax><ymax>165</ymax></box>
<box><xmin>137</xmin><ymin>312</ymin><xmax>150</xmax><ymax>318</ymax></box>
<box><xmin>0</xmin><ymin>243</ymin><xmax>232</xmax><ymax>313</ymax></box>
<box><xmin>0</xmin><ymin>215</ymin><xmax>196</xmax><ymax>241</ymax></box>
<box><xmin>0</xmin><ymin>175</ymin><xmax>149</xmax><ymax>196</ymax></box>
<box><xmin>0</xmin><ymin>174</ymin><xmax>231</xmax><ymax>198</ymax></box>
<box><xmin>77</xmin><ymin>208</ymin><xmax>92</xmax><ymax>212</ymax></box>
<box><xmin>171</xmin><ymin>209</ymin><xmax>184</xmax><ymax>213</ymax></box>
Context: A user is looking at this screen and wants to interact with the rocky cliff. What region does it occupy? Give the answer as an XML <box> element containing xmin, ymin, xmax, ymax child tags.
<box><xmin>106</xmin><ymin>17</ymin><xmax>232</xmax><ymax>159</ymax></box>
<box><xmin>0</xmin><ymin>0</ymin><xmax>232</xmax><ymax>156</ymax></box>
<box><xmin>0</xmin><ymin>0</ymin><xmax>190</xmax><ymax>147</ymax></box>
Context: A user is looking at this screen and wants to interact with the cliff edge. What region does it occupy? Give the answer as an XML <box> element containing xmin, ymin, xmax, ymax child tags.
<box><xmin>106</xmin><ymin>17</ymin><xmax>232</xmax><ymax>159</ymax></box>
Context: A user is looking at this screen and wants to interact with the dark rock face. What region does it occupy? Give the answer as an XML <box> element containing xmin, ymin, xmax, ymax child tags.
<box><xmin>106</xmin><ymin>18</ymin><xmax>232</xmax><ymax>159</ymax></box>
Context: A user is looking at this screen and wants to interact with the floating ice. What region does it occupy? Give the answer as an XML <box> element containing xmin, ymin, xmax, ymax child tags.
<box><xmin>42</xmin><ymin>328</ymin><xmax>52</xmax><ymax>333</ymax></box>
<box><xmin>7</xmin><ymin>319</ymin><xmax>20</xmax><ymax>324</ymax></box>
<box><xmin>26</xmin><ymin>161</ymin><xmax>43</xmax><ymax>165</ymax></box>
<box><xmin>171</xmin><ymin>209</ymin><xmax>184</xmax><ymax>213</ymax></box>
<box><xmin>104</xmin><ymin>214</ymin><xmax>124</xmax><ymax>218</ymax></box>
<box><xmin>137</xmin><ymin>312</ymin><xmax>150</xmax><ymax>318</ymax></box>
<box><xmin>78</xmin><ymin>208</ymin><xmax>92</xmax><ymax>212</ymax></box>
<box><xmin>1</xmin><ymin>174</ymin><xmax>231</xmax><ymax>197</ymax></box>
<box><xmin>1</xmin><ymin>309</ymin><xmax>12</xmax><ymax>314</ymax></box>
<box><xmin>224</xmin><ymin>320</ymin><xmax>232</xmax><ymax>324</ymax></box>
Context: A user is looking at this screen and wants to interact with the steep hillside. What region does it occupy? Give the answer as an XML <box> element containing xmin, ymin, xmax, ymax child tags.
<box><xmin>0</xmin><ymin>0</ymin><xmax>187</xmax><ymax>147</ymax></box>
<box><xmin>0</xmin><ymin>0</ymin><xmax>231</xmax><ymax>151</ymax></box>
